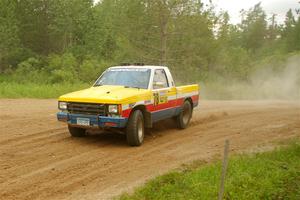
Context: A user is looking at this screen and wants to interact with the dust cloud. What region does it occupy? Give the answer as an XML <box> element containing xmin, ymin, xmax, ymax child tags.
<box><xmin>201</xmin><ymin>55</ymin><xmax>300</xmax><ymax>100</ymax></box>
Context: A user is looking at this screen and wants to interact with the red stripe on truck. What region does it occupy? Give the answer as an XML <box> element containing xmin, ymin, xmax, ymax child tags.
<box><xmin>121</xmin><ymin>95</ymin><xmax>199</xmax><ymax>118</ymax></box>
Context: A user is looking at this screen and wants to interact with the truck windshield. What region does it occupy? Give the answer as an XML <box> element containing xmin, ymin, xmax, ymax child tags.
<box><xmin>94</xmin><ymin>68</ymin><xmax>151</xmax><ymax>89</ymax></box>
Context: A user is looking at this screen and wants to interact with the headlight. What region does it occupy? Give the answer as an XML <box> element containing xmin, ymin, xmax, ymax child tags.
<box><xmin>58</xmin><ymin>102</ymin><xmax>67</xmax><ymax>110</ymax></box>
<box><xmin>108</xmin><ymin>105</ymin><xmax>118</xmax><ymax>113</ymax></box>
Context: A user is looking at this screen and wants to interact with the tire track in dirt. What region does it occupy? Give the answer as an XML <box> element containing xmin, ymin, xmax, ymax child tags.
<box><xmin>0</xmin><ymin>99</ymin><xmax>299</xmax><ymax>200</ymax></box>
<box><xmin>0</xmin><ymin>128</ymin><xmax>66</xmax><ymax>146</ymax></box>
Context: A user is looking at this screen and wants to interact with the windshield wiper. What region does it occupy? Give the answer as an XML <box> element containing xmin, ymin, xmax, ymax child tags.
<box><xmin>124</xmin><ymin>85</ymin><xmax>140</xmax><ymax>89</ymax></box>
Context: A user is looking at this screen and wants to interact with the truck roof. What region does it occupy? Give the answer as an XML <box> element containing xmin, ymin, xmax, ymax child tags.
<box><xmin>110</xmin><ymin>65</ymin><xmax>168</xmax><ymax>70</ymax></box>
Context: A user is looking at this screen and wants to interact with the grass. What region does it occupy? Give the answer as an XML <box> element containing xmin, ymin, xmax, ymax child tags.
<box><xmin>118</xmin><ymin>141</ymin><xmax>300</xmax><ymax>200</ymax></box>
<box><xmin>0</xmin><ymin>82</ymin><xmax>89</xmax><ymax>98</ymax></box>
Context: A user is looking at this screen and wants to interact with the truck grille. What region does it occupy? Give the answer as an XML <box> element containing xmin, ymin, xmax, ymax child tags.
<box><xmin>67</xmin><ymin>102</ymin><xmax>106</xmax><ymax>116</ymax></box>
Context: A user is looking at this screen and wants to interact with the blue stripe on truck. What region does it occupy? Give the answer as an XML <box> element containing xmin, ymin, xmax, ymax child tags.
<box><xmin>57</xmin><ymin>112</ymin><xmax>128</xmax><ymax>128</ymax></box>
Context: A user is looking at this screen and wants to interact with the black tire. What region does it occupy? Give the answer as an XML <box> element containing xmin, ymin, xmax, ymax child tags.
<box><xmin>126</xmin><ymin>110</ymin><xmax>144</xmax><ymax>146</ymax></box>
<box><xmin>68</xmin><ymin>125</ymin><xmax>86</xmax><ymax>137</ymax></box>
<box><xmin>176</xmin><ymin>100</ymin><xmax>192</xmax><ymax>129</ymax></box>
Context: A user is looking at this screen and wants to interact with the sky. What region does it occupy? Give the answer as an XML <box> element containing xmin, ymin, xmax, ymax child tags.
<box><xmin>208</xmin><ymin>0</ymin><xmax>299</xmax><ymax>24</ymax></box>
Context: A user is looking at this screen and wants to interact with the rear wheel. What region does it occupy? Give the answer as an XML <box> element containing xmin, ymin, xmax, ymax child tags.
<box><xmin>126</xmin><ymin>110</ymin><xmax>144</xmax><ymax>146</ymax></box>
<box><xmin>68</xmin><ymin>125</ymin><xmax>86</xmax><ymax>137</ymax></box>
<box><xmin>176</xmin><ymin>100</ymin><xmax>192</xmax><ymax>129</ymax></box>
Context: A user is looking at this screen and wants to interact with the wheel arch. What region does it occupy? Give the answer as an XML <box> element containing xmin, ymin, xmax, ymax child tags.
<box><xmin>129</xmin><ymin>105</ymin><xmax>152</xmax><ymax>128</ymax></box>
<box><xmin>184</xmin><ymin>97</ymin><xmax>193</xmax><ymax>108</ymax></box>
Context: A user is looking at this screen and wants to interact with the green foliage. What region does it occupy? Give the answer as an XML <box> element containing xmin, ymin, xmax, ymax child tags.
<box><xmin>0</xmin><ymin>0</ymin><xmax>20</xmax><ymax>72</ymax></box>
<box><xmin>0</xmin><ymin>82</ymin><xmax>88</xmax><ymax>98</ymax></box>
<box><xmin>13</xmin><ymin>57</ymin><xmax>45</xmax><ymax>83</ymax></box>
<box><xmin>1</xmin><ymin>52</ymin><xmax>109</xmax><ymax>87</ymax></box>
<box><xmin>215</xmin><ymin>47</ymin><xmax>251</xmax><ymax>79</ymax></box>
<box><xmin>0</xmin><ymin>0</ymin><xmax>299</xmax><ymax>98</ymax></box>
<box><xmin>48</xmin><ymin>53</ymin><xmax>78</xmax><ymax>83</ymax></box>
<box><xmin>78</xmin><ymin>59</ymin><xmax>107</xmax><ymax>83</ymax></box>
<box><xmin>240</xmin><ymin>3</ymin><xmax>267</xmax><ymax>52</ymax></box>
<box><xmin>48</xmin><ymin>0</ymin><xmax>93</xmax><ymax>53</ymax></box>
<box><xmin>283</xmin><ymin>9</ymin><xmax>298</xmax><ymax>52</ymax></box>
<box><xmin>118</xmin><ymin>141</ymin><xmax>300</xmax><ymax>200</ymax></box>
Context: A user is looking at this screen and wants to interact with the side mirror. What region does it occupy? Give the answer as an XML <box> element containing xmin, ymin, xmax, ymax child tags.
<box><xmin>153</xmin><ymin>81</ymin><xmax>165</xmax><ymax>88</ymax></box>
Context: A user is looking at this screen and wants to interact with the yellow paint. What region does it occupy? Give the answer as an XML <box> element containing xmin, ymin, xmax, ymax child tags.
<box><xmin>59</xmin><ymin>85</ymin><xmax>152</xmax><ymax>104</ymax></box>
<box><xmin>176</xmin><ymin>84</ymin><xmax>199</xmax><ymax>94</ymax></box>
<box><xmin>59</xmin><ymin>84</ymin><xmax>199</xmax><ymax>105</ymax></box>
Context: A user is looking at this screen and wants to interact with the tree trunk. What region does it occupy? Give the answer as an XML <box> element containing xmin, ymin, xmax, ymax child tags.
<box><xmin>160</xmin><ymin>21</ymin><xmax>167</xmax><ymax>65</ymax></box>
<box><xmin>159</xmin><ymin>0</ymin><xmax>168</xmax><ymax>65</ymax></box>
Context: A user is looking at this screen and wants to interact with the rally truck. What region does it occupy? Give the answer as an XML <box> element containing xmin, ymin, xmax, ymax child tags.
<box><xmin>57</xmin><ymin>65</ymin><xmax>199</xmax><ymax>146</ymax></box>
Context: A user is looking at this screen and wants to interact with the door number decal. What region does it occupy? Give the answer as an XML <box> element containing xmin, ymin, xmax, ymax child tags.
<box><xmin>153</xmin><ymin>92</ymin><xmax>168</xmax><ymax>105</ymax></box>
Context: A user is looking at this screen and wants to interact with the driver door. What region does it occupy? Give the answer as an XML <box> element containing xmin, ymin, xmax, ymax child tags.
<box><xmin>151</xmin><ymin>69</ymin><xmax>177</xmax><ymax>122</ymax></box>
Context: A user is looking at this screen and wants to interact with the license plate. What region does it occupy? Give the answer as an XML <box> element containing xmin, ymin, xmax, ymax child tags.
<box><xmin>77</xmin><ymin>118</ymin><xmax>90</xmax><ymax>126</ymax></box>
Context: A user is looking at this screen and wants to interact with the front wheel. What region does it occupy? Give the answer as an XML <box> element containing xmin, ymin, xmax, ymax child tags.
<box><xmin>176</xmin><ymin>100</ymin><xmax>192</xmax><ymax>129</ymax></box>
<box><xmin>68</xmin><ymin>125</ymin><xmax>86</xmax><ymax>137</ymax></box>
<box><xmin>126</xmin><ymin>110</ymin><xmax>144</xmax><ymax>146</ymax></box>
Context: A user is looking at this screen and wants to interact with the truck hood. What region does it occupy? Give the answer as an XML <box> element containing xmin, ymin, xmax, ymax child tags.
<box><xmin>58</xmin><ymin>85</ymin><xmax>151</xmax><ymax>104</ymax></box>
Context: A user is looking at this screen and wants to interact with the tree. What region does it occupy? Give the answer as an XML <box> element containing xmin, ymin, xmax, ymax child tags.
<box><xmin>107</xmin><ymin>0</ymin><xmax>216</xmax><ymax>74</ymax></box>
<box><xmin>293</xmin><ymin>15</ymin><xmax>300</xmax><ymax>51</ymax></box>
<box><xmin>82</xmin><ymin>0</ymin><xmax>120</xmax><ymax>60</ymax></box>
<box><xmin>283</xmin><ymin>8</ymin><xmax>300</xmax><ymax>52</ymax></box>
<box><xmin>15</xmin><ymin>0</ymin><xmax>52</xmax><ymax>55</ymax></box>
<box><xmin>0</xmin><ymin>0</ymin><xmax>20</xmax><ymax>72</ymax></box>
<box><xmin>14</xmin><ymin>0</ymin><xmax>93</xmax><ymax>55</ymax></box>
<box><xmin>240</xmin><ymin>3</ymin><xmax>267</xmax><ymax>52</ymax></box>
<box><xmin>48</xmin><ymin>0</ymin><xmax>93</xmax><ymax>53</ymax></box>
<box><xmin>267</xmin><ymin>14</ymin><xmax>279</xmax><ymax>41</ymax></box>
<box><xmin>218</xmin><ymin>11</ymin><xmax>230</xmax><ymax>40</ymax></box>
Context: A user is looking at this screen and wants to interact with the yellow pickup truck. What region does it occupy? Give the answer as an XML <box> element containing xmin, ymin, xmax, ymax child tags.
<box><xmin>57</xmin><ymin>65</ymin><xmax>199</xmax><ymax>146</ymax></box>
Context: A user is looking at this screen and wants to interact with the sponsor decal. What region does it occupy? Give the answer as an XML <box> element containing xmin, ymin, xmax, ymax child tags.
<box><xmin>153</xmin><ymin>93</ymin><xmax>159</xmax><ymax>106</ymax></box>
<box><xmin>159</xmin><ymin>95</ymin><xmax>168</xmax><ymax>104</ymax></box>
<box><xmin>153</xmin><ymin>92</ymin><xmax>168</xmax><ymax>105</ymax></box>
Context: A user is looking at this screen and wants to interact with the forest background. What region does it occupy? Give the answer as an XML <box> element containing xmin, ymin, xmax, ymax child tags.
<box><xmin>0</xmin><ymin>0</ymin><xmax>299</xmax><ymax>99</ymax></box>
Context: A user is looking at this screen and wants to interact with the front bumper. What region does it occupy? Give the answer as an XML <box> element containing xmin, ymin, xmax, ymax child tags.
<box><xmin>57</xmin><ymin>112</ymin><xmax>128</xmax><ymax>128</ymax></box>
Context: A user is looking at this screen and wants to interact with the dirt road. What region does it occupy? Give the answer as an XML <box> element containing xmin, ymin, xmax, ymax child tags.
<box><xmin>0</xmin><ymin>100</ymin><xmax>299</xmax><ymax>200</ymax></box>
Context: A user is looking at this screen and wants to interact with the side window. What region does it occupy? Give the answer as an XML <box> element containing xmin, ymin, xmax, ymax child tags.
<box><xmin>153</xmin><ymin>69</ymin><xmax>169</xmax><ymax>89</ymax></box>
